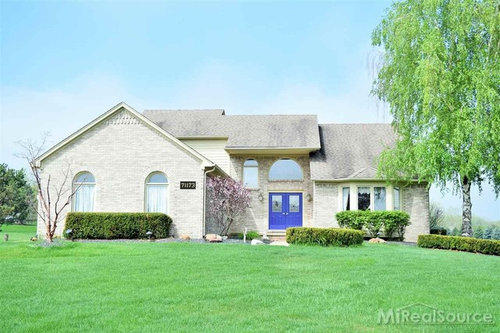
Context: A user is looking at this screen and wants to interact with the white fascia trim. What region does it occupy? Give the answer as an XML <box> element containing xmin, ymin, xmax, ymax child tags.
<box><xmin>226</xmin><ymin>146</ymin><xmax>321</xmax><ymax>150</ymax></box>
<box><xmin>311</xmin><ymin>178</ymin><xmax>426</xmax><ymax>184</ymax></box>
<box><xmin>36</xmin><ymin>102</ymin><xmax>214</xmax><ymax>168</ymax></box>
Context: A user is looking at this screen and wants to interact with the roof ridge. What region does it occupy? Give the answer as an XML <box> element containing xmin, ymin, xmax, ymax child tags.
<box><xmin>319</xmin><ymin>122</ymin><xmax>392</xmax><ymax>126</ymax></box>
<box><xmin>226</xmin><ymin>114</ymin><xmax>317</xmax><ymax>117</ymax></box>
<box><xmin>144</xmin><ymin>109</ymin><xmax>225</xmax><ymax>112</ymax></box>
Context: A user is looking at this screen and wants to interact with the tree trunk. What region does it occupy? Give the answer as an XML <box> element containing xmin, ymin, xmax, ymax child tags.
<box><xmin>461</xmin><ymin>176</ymin><xmax>472</xmax><ymax>237</ymax></box>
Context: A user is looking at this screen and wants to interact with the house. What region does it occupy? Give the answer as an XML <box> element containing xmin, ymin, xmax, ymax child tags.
<box><xmin>36</xmin><ymin>102</ymin><xmax>429</xmax><ymax>241</ymax></box>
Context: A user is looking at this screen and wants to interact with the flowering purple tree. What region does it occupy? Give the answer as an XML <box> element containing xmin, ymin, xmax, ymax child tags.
<box><xmin>206</xmin><ymin>176</ymin><xmax>251</xmax><ymax>236</ymax></box>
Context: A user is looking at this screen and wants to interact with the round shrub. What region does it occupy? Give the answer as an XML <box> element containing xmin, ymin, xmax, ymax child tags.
<box><xmin>235</xmin><ymin>231</ymin><xmax>261</xmax><ymax>240</ymax></box>
<box><xmin>336</xmin><ymin>210</ymin><xmax>410</xmax><ymax>240</ymax></box>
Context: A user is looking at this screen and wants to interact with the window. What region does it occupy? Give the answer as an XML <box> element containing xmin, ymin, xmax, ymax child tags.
<box><xmin>358</xmin><ymin>187</ymin><xmax>371</xmax><ymax>211</ymax></box>
<box><xmin>289</xmin><ymin>195</ymin><xmax>300</xmax><ymax>212</ymax></box>
<box><xmin>393</xmin><ymin>187</ymin><xmax>401</xmax><ymax>210</ymax></box>
<box><xmin>145</xmin><ymin>172</ymin><xmax>168</xmax><ymax>214</ymax></box>
<box><xmin>342</xmin><ymin>187</ymin><xmax>350</xmax><ymax>211</ymax></box>
<box><xmin>73</xmin><ymin>172</ymin><xmax>95</xmax><ymax>212</ymax></box>
<box><xmin>269</xmin><ymin>159</ymin><xmax>303</xmax><ymax>181</ymax></box>
<box><xmin>271</xmin><ymin>195</ymin><xmax>282</xmax><ymax>212</ymax></box>
<box><xmin>243</xmin><ymin>159</ymin><xmax>259</xmax><ymax>188</ymax></box>
<box><xmin>374</xmin><ymin>187</ymin><xmax>386</xmax><ymax>211</ymax></box>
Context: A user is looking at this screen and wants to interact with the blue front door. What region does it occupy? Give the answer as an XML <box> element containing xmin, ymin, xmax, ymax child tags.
<box><xmin>269</xmin><ymin>192</ymin><xmax>303</xmax><ymax>230</ymax></box>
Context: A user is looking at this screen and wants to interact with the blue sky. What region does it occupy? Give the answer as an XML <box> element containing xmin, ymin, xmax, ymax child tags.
<box><xmin>1</xmin><ymin>0</ymin><xmax>498</xmax><ymax>220</ymax></box>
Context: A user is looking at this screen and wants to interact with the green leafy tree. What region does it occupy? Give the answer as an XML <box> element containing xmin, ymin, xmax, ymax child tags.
<box><xmin>0</xmin><ymin>163</ymin><xmax>36</xmax><ymax>226</ymax></box>
<box><xmin>372</xmin><ymin>0</ymin><xmax>500</xmax><ymax>236</ymax></box>
<box><xmin>483</xmin><ymin>225</ymin><xmax>494</xmax><ymax>239</ymax></box>
<box><xmin>493</xmin><ymin>227</ymin><xmax>500</xmax><ymax>240</ymax></box>
<box><xmin>473</xmin><ymin>225</ymin><xmax>484</xmax><ymax>239</ymax></box>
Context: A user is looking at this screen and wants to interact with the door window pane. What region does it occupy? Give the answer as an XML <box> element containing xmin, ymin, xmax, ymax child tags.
<box><xmin>374</xmin><ymin>187</ymin><xmax>386</xmax><ymax>211</ymax></box>
<box><xmin>358</xmin><ymin>187</ymin><xmax>370</xmax><ymax>211</ymax></box>
<box><xmin>393</xmin><ymin>187</ymin><xmax>401</xmax><ymax>210</ymax></box>
<box><xmin>342</xmin><ymin>187</ymin><xmax>350</xmax><ymax>211</ymax></box>
<box><xmin>289</xmin><ymin>195</ymin><xmax>300</xmax><ymax>212</ymax></box>
<box><xmin>271</xmin><ymin>195</ymin><xmax>282</xmax><ymax>212</ymax></box>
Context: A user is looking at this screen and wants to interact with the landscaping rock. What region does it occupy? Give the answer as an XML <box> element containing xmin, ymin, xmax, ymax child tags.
<box><xmin>180</xmin><ymin>234</ymin><xmax>191</xmax><ymax>240</ymax></box>
<box><xmin>251</xmin><ymin>239</ymin><xmax>264</xmax><ymax>245</ymax></box>
<box><xmin>261</xmin><ymin>235</ymin><xmax>271</xmax><ymax>244</ymax></box>
<box><xmin>205</xmin><ymin>234</ymin><xmax>223</xmax><ymax>243</ymax></box>
<box><xmin>368</xmin><ymin>237</ymin><xmax>386</xmax><ymax>243</ymax></box>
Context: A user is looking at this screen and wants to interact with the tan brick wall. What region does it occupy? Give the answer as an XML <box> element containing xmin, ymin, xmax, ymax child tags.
<box><xmin>402</xmin><ymin>183</ymin><xmax>430</xmax><ymax>242</ymax></box>
<box><xmin>208</xmin><ymin>155</ymin><xmax>313</xmax><ymax>234</ymax></box>
<box><xmin>312</xmin><ymin>182</ymin><xmax>340</xmax><ymax>228</ymax></box>
<box><xmin>37</xmin><ymin>109</ymin><xmax>206</xmax><ymax>239</ymax></box>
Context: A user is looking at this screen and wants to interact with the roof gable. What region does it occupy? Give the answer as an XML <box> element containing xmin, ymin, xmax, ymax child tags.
<box><xmin>37</xmin><ymin>102</ymin><xmax>215</xmax><ymax>167</ymax></box>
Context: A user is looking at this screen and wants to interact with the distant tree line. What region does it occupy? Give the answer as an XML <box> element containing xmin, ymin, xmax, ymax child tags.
<box><xmin>0</xmin><ymin>163</ymin><xmax>37</xmax><ymax>228</ymax></box>
<box><xmin>430</xmin><ymin>202</ymin><xmax>500</xmax><ymax>239</ymax></box>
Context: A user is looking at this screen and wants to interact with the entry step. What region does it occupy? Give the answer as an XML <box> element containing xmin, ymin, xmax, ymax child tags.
<box><xmin>266</xmin><ymin>230</ymin><xmax>286</xmax><ymax>241</ymax></box>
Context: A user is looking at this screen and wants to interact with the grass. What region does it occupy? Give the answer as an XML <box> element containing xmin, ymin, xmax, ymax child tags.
<box><xmin>0</xmin><ymin>224</ymin><xmax>498</xmax><ymax>332</ymax></box>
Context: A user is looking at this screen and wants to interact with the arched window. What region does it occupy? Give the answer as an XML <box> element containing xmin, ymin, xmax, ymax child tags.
<box><xmin>145</xmin><ymin>172</ymin><xmax>168</xmax><ymax>213</ymax></box>
<box><xmin>243</xmin><ymin>159</ymin><xmax>259</xmax><ymax>188</ymax></box>
<box><xmin>73</xmin><ymin>172</ymin><xmax>95</xmax><ymax>212</ymax></box>
<box><xmin>269</xmin><ymin>159</ymin><xmax>303</xmax><ymax>181</ymax></box>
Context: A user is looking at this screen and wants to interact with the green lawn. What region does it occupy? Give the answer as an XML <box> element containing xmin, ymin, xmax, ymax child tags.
<box><xmin>0</xmin><ymin>225</ymin><xmax>498</xmax><ymax>332</ymax></box>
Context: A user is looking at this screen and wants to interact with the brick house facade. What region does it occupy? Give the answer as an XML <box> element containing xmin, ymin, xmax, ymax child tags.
<box><xmin>37</xmin><ymin>102</ymin><xmax>429</xmax><ymax>241</ymax></box>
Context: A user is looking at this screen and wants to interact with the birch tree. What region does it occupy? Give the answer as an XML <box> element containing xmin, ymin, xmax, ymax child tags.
<box><xmin>17</xmin><ymin>134</ymin><xmax>80</xmax><ymax>242</ymax></box>
<box><xmin>372</xmin><ymin>0</ymin><xmax>500</xmax><ymax>236</ymax></box>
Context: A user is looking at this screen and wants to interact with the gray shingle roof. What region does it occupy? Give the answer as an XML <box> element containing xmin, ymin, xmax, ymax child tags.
<box><xmin>143</xmin><ymin>110</ymin><xmax>321</xmax><ymax>149</ymax></box>
<box><xmin>310</xmin><ymin>124</ymin><xmax>396</xmax><ymax>180</ymax></box>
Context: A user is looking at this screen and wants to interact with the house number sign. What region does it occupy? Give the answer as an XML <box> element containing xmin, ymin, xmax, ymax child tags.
<box><xmin>180</xmin><ymin>181</ymin><xmax>196</xmax><ymax>189</ymax></box>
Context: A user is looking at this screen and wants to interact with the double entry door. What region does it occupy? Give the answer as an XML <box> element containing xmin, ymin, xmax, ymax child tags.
<box><xmin>269</xmin><ymin>192</ymin><xmax>303</xmax><ymax>230</ymax></box>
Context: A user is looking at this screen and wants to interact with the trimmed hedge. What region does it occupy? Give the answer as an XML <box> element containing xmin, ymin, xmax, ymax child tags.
<box><xmin>64</xmin><ymin>212</ymin><xmax>172</xmax><ymax>240</ymax></box>
<box><xmin>336</xmin><ymin>210</ymin><xmax>410</xmax><ymax>239</ymax></box>
<box><xmin>286</xmin><ymin>227</ymin><xmax>364</xmax><ymax>247</ymax></box>
<box><xmin>417</xmin><ymin>234</ymin><xmax>500</xmax><ymax>256</ymax></box>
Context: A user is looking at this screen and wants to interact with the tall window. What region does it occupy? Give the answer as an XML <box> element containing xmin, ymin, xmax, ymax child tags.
<box><xmin>358</xmin><ymin>187</ymin><xmax>371</xmax><ymax>211</ymax></box>
<box><xmin>393</xmin><ymin>187</ymin><xmax>401</xmax><ymax>210</ymax></box>
<box><xmin>243</xmin><ymin>159</ymin><xmax>259</xmax><ymax>188</ymax></box>
<box><xmin>374</xmin><ymin>187</ymin><xmax>386</xmax><ymax>211</ymax></box>
<box><xmin>73</xmin><ymin>172</ymin><xmax>95</xmax><ymax>212</ymax></box>
<box><xmin>146</xmin><ymin>172</ymin><xmax>168</xmax><ymax>214</ymax></box>
<box><xmin>269</xmin><ymin>159</ymin><xmax>303</xmax><ymax>181</ymax></box>
<box><xmin>342</xmin><ymin>187</ymin><xmax>350</xmax><ymax>211</ymax></box>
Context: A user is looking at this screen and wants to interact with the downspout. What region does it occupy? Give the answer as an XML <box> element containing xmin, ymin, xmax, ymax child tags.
<box><xmin>202</xmin><ymin>165</ymin><xmax>217</xmax><ymax>237</ymax></box>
